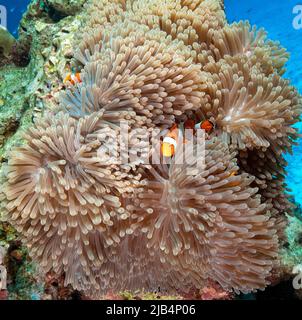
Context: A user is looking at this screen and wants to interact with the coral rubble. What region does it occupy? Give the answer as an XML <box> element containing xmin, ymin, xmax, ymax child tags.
<box><xmin>0</xmin><ymin>0</ymin><xmax>301</xmax><ymax>299</ymax></box>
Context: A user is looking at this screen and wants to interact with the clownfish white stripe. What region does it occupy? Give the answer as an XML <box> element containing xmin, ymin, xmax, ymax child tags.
<box><xmin>163</xmin><ymin>136</ymin><xmax>177</xmax><ymax>148</ymax></box>
<box><xmin>71</xmin><ymin>75</ymin><xmax>77</xmax><ymax>82</ymax></box>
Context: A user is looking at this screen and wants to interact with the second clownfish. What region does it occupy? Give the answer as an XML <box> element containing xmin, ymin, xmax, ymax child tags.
<box><xmin>226</xmin><ymin>171</ymin><xmax>240</xmax><ymax>187</ymax></box>
<box><xmin>183</xmin><ymin>119</ymin><xmax>214</xmax><ymax>133</ymax></box>
<box><xmin>64</xmin><ymin>72</ymin><xmax>81</xmax><ymax>85</ymax></box>
<box><xmin>195</xmin><ymin>120</ymin><xmax>214</xmax><ymax>133</ymax></box>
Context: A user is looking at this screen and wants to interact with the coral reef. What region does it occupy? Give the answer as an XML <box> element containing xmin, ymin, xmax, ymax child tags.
<box><xmin>45</xmin><ymin>0</ymin><xmax>86</xmax><ymax>16</ymax></box>
<box><xmin>0</xmin><ymin>27</ymin><xmax>32</xmax><ymax>68</ymax></box>
<box><xmin>43</xmin><ymin>272</ymin><xmax>84</xmax><ymax>300</ymax></box>
<box><xmin>0</xmin><ymin>27</ymin><xmax>16</xmax><ymax>59</ymax></box>
<box><xmin>0</xmin><ymin>0</ymin><xmax>301</xmax><ymax>300</ymax></box>
<box><xmin>0</xmin><ymin>223</ymin><xmax>44</xmax><ymax>300</ymax></box>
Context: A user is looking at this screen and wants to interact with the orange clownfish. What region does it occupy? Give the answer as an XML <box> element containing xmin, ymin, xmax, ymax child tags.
<box><xmin>64</xmin><ymin>72</ymin><xmax>81</xmax><ymax>85</ymax></box>
<box><xmin>227</xmin><ymin>171</ymin><xmax>240</xmax><ymax>187</ymax></box>
<box><xmin>161</xmin><ymin>119</ymin><xmax>214</xmax><ymax>157</ymax></box>
<box><xmin>161</xmin><ymin>124</ymin><xmax>181</xmax><ymax>157</ymax></box>
<box><xmin>195</xmin><ymin>120</ymin><xmax>214</xmax><ymax>133</ymax></box>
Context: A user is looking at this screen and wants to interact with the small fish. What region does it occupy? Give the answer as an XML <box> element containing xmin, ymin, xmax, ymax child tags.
<box><xmin>195</xmin><ymin>120</ymin><xmax>214</xmax><ymax>133</ymax></box>
<box><xmin>161</xmin><ymin>124</ymin><xmax>180</xmax><ymax>157</ymax></box>
<box><xmin>227</xmin><ymin>171</ymin><xmax>240</xmax><ymax>187</ymax></box>
<box><xmin>63</xmin><ymin>72</ymin><xmax>81</xmax><ymax>85</ymax></box>
<box><xmin>161</xmin><ymin>119</ymin><xmax>215</xmax><ymax>157</ymax></box>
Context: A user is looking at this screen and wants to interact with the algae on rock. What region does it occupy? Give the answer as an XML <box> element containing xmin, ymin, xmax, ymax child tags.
<box><xmin>0</xmin><ymin>27</ymin><xmax>16</xmax><ymax>59</ymax></box>
<box><xmin>0</xmin><ymin>0</ymin><xmax>86</xmax><ymax>161</ymax></box>
<box><xmin>46</xmin><ymin>0</ymin><xmax>86</xmax><ymax>16</ymax></box>
<box><xmin>0</xmin><ymin>0</ymin><xmax>87</xmax><ymax>300</ymax></box>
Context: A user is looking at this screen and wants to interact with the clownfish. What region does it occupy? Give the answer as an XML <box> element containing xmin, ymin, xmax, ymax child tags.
<box><xmin>227</xmin><ymin>171</ymin><xmax>240</xmax><ymax>187</ymax></box>
<box><xmin>183</xmin><ymin>119</ymin><xmax>215</xmax><ymax>133</ymax></box>
<box><xmin>161</xmin><ymin>124</ymin><xmax>180</xmax><ymax>157</ymax></box>
<box><xmin>195</xmin><ymin>120</ymin><xmax>214</xmax><ymax>133</ymax></box>
<box><xmin>160</xmin><ymin>120</ymin><xmax>195</xmax><ymax>158</ymax></box>
<box><xmin>160</xmin><ymin>119</ymin><xmax>215</xmax><ymax>157</ymax></box>
<box><xmin>64</xmin><ymin>72</ymin><xmax>81</xmax><ymax>85</ymax></box>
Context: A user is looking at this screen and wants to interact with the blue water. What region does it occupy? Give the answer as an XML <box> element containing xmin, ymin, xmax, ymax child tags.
<box><xmin>225</xmin><ymin>0</ymin><xmax>302</xmax><ymax>89</ymax></box>
<box><xmin>0</xmin><ymin>0</ymin><xmax>30</xmax><ymax>37</ymax></box>
<box><xmin>225</xmin><ymin>0</ymin><xmax>302</xmax><ymax>206</ymax></box>
<box><xmin>1</xmin><ymin>0</ymin><xmax>302</xmax><ymax>205</ymax></box>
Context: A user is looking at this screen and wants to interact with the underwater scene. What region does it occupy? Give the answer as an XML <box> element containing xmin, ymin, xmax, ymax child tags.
<box><xmin>0</xmin><ymin>0</ymin><xmax>302</xmax><ymax>302</ymax></box>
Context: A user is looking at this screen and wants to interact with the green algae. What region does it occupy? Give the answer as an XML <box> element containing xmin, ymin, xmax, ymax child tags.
<box><xmin>0</xmin><ymin>1</ymin><xmax>86</xmax><ymax>162</ymax></box>
<box><xmin>118</xmin><ymin>291</ymin><xmax>182</xmax><ymax>300</ymax></box>
<box><xmin>0</xmin><ymin>222</ymin><xmax>44</xmax><ymax>300</ymax></box>
<box><xmin>0</xmin><ymin>222</ymin><xmax>17</xmax><ymax>247</ymax></box>
<box><xmin>0</xmin><ymin>66</ymin><xmax>32</xmax><ymax>158</ymax></box>
<box><xmin>0</xmin><ymin>27</ymin><xmax>16</xmax><ymax>59</ymax></box>
<box><xmin>281</xmin><ymin>216</ymin><xmax>302</xmax><ymax>269</ymax></box>
<box><xmin>46</xmin><ymin>0</ymin><xmax>86</xmax><ymax>16</ymax></box>
<box><xmin>6</xmin><ymin>246</ymin><xmax>43</xmax><ymax>300</ymax></box>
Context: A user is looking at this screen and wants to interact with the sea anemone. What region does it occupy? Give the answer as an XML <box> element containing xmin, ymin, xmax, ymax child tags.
<box><xmin>0</xmin><ymin>0</ymin><xmax>300</xmax><ymax>297</ymax></box>
<box><xmin>204</xmin><ymin>21</ymin><xmax>289</xmax><ymax>75</ymax></box>
<box><xmin>62</xmin><ymin>21</ymin><xmax>207</xmax><ymax>128</ymax></box>
<box><xmin>238</xmin><ymin>148</ymin><xmax>293</xmax><ymax>240</ymax></box>
<box><xmin>201</xmin><ymin>55</ymin><xmax>301</xmax><ymax>151</ymax></box>
<box><xmin>83</xmin><ymin>0</ymin><xmax>225</xmax><ymax>37</ymax></box>
<box><xmin>126</xmin><ymin>137</ymin><xmax>279</xmax><ymax>293</ymax></box>
<box><xmin>0</xmin><ymin>111</ymin><xmax>149</xmax><ymax>293</ymax></box>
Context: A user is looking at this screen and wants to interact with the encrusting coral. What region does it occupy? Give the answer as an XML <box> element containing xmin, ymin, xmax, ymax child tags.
<box><xmin>0</xmin><ymin>27</ymin><xmax>16</xmax><ymax>59</ymax></box>
<box><xmin>0</xmin><ymin>0</ymin><xmax>301</xmax><ymax>298</ymax></box>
